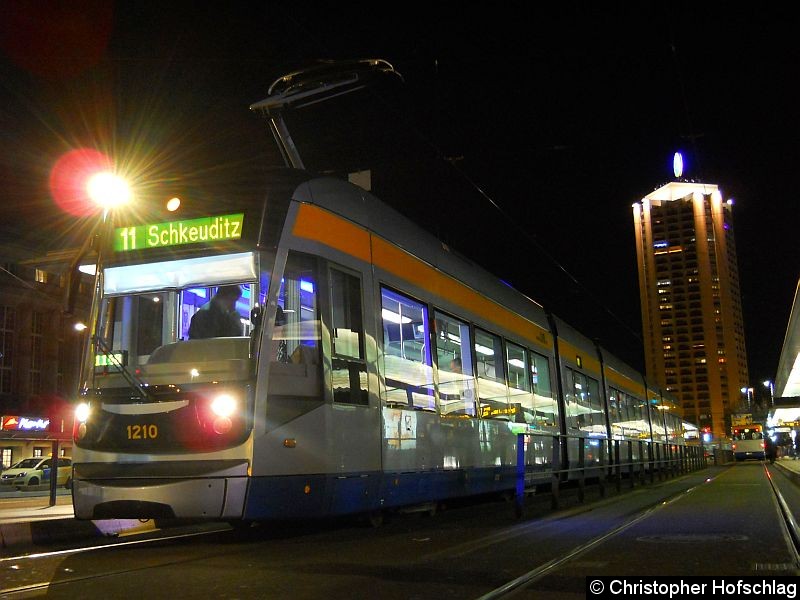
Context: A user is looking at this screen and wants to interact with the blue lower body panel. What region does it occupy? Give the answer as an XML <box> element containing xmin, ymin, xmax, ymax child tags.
<box><xmin>242</xmin><ymin>466</ymin><xmax>540</xmax><ymax>520</ymax></box>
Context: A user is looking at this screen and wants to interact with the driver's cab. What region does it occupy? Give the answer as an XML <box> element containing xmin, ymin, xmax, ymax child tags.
<box><xmin>86</xmin><ymin>248</ymin><xmax>261</xmax><ymax>392</ymax></box>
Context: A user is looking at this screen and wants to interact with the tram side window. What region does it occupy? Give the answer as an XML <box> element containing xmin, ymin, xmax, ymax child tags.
<box><xmin>648</xmin><ymin>403</ymin><xmax>666</xmax><ymax>442</ymax></box>
<box><xmin>564</xmin><ymin>368</ymin><xmax>602</xmax><ymax>432</ymax></box>
<box><xmin>506</xmin><ymin>342</ymin><xmax>530</xmax><ymax>422</ymax></box>
<box><xmin>622</xmin><ymin>392</ymin><xmax>637</xmax><ymax>437</ymax></box>
<box><xmin>380</xmin><ymin>288</ymin><xmax>435</xmax><ymax>411</ymax></box>
<box><xmin>610</xmin><ymin>388</ymin><xmax>641</xmax><ymax>439</ymax></box>
<box><xmin>433</xmin><ymin>311</ymin><xmax>476</xmax><ymax>417</ymax></box>
<box><xmin>608</xmin><ymin>388</ymin><xmax>620</xmax><ymax>436</ymax></box>
<box><xmin>278</xmin><ymin>253</ymin><xmax>320</xmax><ymax>364</ymax></box>
<box><xmin>330</xmin><ymin>268</ymin><xmax>368</xmax><ymax>405</ymax></box>
<box><xmin>667</xmin><ymin>413</ymin><xmax>682</xmax><ymax>441</ymax></box>
<box><xmin>266</xmin><ymin>252</ymin><xmax>321</xmax><ymax>398</ymax></box>
<box><xmin>475</xmin><ymin>329</ymin><xmax>509</xmax><ymax>420</ymax></box>
<box><xmin>564</xmin><ymin>368</ymin><xmax>577</xmax><ymax>429</ymax></box>
<box><xmin>586</xmin><ymin>377</ymin><xmax>603</xmax><ymax>434</ymax></box>
<box><xmin>530</xmin><ymin>351</ymin><xmax>557</xmax><ymax>428</ymax></box>
<box><xmin>631</xmin><ymin>395</ymin><xmax>649</xmax><ymax>439</ymax></box>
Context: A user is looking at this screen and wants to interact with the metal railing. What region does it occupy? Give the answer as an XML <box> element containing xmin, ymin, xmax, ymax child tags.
<box><xmin>513</xmin><ymin>432</ymin><xmax>706</xmax><ymax>517</ymax></box>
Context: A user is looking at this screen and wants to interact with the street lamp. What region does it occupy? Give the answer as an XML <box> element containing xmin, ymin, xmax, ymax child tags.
<box><xmin>86</xmin><ymin>171</ymin><xmax>131</xmax><ymax>217</ymax></box>
<box><xmin>740</xmin><ymin>387</ymin><xmax>754</xmax><ymax>411</ymax></box>
<box><xmin>763</xmin><ymin>380</ymin><xmax>775</xmax><ymax>406</ymax></box>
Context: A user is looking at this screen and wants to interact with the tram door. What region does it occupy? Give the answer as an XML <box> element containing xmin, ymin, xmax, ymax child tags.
<box><xmin>327</xmin><ymin>266</ymin><xmax>380</xmax><ymax>479</ymax></box>
<box><xmin>329</xmin><ymin>268</ymin><xmax>368</xmax><ymax>405</ymax></box>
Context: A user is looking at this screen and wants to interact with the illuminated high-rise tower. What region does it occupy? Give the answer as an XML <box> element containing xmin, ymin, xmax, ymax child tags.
<box><xmin>633</xmin><ymin>161</ymin><xmax>749</xmax><ymax>440</ymax></box>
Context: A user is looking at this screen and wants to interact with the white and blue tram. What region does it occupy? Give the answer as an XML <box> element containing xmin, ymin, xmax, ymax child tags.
<box><xmin>71</xmin><ymin>60</ymin><xmax>698</xmax><ymax>522</ymax></box>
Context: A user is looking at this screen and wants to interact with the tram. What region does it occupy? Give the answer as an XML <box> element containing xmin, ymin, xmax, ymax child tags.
<box><xmin>731</xmin><ymin>423</ymin><xmax>766</xmax><ymax>461</ymax></box>
<box><xmin>70</xmin><ymin>59</ymin><xmax>696</xmax><ymax>523</ymax></box>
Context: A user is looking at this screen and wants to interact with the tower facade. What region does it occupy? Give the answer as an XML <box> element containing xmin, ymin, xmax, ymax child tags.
<box><xmin>633</xmin><ymin>181</ymin><xmax>749</xmax><ymax>440</ymax></box>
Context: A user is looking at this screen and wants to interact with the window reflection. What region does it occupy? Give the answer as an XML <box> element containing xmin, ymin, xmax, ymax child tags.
<box><xmin>434</xmin><ymin>311</ymin><xmax>476</xmax><ymax>417</ymax></box>
<box><xmin>475</xmin><ymin>329</ymin><xmax>509</xmax><ymax>420</ymax></box>
<box><xmin>565</xmin><ymin>367</ymin><xmax>604</xmax><ymax>436</ymax></box>
<box><xmin>330</xmin><ymin>268</ymin><xmax>367</xmax><ymax>405</ymax></box>
<box><xmin>530</xmin><ymin>352</ymin><xmax>557</xmax><ymax>428</ymax></box>
<box><xmin>609</xmin><ymin>386</ymin><xmax>650</xmax><ymax>440</ymax></box>
<box><xmin>267</xmin><ymin>251</ymin><xmax>321</xmax><ymax>398</ymax></box>
<box><xmin>380</xmin><ymin>288</ymin><xmax>435</xmax><ymax>411</ymax></box>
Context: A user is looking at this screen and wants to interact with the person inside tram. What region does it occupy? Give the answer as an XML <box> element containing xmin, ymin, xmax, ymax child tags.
<box><xmin>188</xmin><ymin>285</ymin><xmax>243</xmax><ymax>339</ymax></box>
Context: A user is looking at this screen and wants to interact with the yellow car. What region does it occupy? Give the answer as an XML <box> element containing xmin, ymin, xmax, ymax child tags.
<box><xmin>0</xmin><ymin>457</ymin><xmax>72</xmax><ymax>490</ymax></box>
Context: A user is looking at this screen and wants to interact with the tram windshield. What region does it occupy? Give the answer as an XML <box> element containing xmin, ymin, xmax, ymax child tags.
<box><xmin>86</xmin><ymin>252</ymin><xmax>260</xmax><ymax>392</ymax></box>
<box><xmin>90</xmin><ymin>286</ymin><xmax>253</xmax><ymax>390</ymax></box>
<box><xmin>731</xmin><ymin>425</ymin><xmax>763</xmax><ymax>441</ymax></box>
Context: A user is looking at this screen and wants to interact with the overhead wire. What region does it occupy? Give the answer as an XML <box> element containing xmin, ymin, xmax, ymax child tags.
<box><xmin>371</xmin><ymin>60</ymin><xmax>645</xmax><ymax>345</ymax></box>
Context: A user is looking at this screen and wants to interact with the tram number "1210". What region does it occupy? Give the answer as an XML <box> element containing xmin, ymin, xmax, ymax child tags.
<box><xmin>127</xmin><ymin>424</ymin><xmax>158</xmax><ymax>440</ymax></box>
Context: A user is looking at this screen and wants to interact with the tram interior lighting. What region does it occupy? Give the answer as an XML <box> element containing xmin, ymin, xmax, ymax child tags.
<box><xmin>381</xmin><ymin>308</ymin><xmax>411</xmax><ymax>324</ymax></box>
<box><xmin>475</xmin><ymin>343</ymin><xmax>494</xmax><ymax>356</ymax></box>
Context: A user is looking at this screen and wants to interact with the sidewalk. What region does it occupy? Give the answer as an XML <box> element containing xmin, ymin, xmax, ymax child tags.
<box><xmin>775</xmin><ymin>455</ymin><xmax>800</xmax><ymax>481</ymax></box>
<box><xmin>0</xmin><ymin>496</ymin><xmax>155</xmax><ymax>552</ymax></box>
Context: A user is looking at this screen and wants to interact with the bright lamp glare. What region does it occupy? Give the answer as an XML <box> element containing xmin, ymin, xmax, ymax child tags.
<box><xmin>75</xmin><ymin>402</ymin><xmax>91</xmax><ymax>423</ymax></box>
<box><xmin>210</xmin><ymin>394</ymin><xmax>237</xmax><ymax>417</ymax></box>
<box><xmin>166</xmin><ymin>197</ymin><xmax>181</xmax><ymax>211</ymax></box>
<box><xmin>87</xmin><ymin>171</ymin><xmax>131</xmax><ymax>209</ymax></box>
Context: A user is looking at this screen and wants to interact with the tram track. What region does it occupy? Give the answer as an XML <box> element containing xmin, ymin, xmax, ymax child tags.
<box><xmin>1</xmin><ymin>467</ymin><xmax>755</xmax><ymax>599</ymax></box>
<box><xmin>0</xmin><ymin>472</ymin><xmax>709</xmax><ymax>599</ymax></box>
<box><xmin>0</xmin><ymin>525</ymin><xmax>232</xmax><ymax>598</ymax></box>
<box><xmin>764</xmin><ymin>462</ymin><xmax>800</xmax><ymax>566</ymax></box>
<box><xmin>475</xmin><ymin>463</ymin><xmax>800</xmax><ymax>598</ymax></box>
<box><xmin>475</xmin><ymin>474</ymin><xmax>713</xmax><ymax>599</ymax></box>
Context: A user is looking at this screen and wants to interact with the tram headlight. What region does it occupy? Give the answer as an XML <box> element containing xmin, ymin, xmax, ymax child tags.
<box><xmin>74</xmin><ymin>402</ymin><xmax>91</xmax><ymax>441</ymax></box>
<box><xmin>210</xmin><ymin>394</ymin><xmax>237</xmax><ymax>418</ymax></box>
<box><xmin>209</xmin><ymin>393</ymin><xmax>237</xmax><ymax>436</ymax></box>
<box><xmin>75</xmin><ymin>402</ymin><xmax>91</xmax><ymax>423</ymax></box>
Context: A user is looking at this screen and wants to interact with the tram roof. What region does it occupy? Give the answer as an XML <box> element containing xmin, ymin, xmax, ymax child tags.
<box><xmin>293</xmin><ymin>175</ymin><xmax>548</xmax><ymax>321</ymax></box>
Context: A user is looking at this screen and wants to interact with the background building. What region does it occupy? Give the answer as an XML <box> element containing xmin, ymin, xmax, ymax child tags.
<box><xmin>0</xmin><ymin>243</ymin><xmax>88</xmax><ymax>467</ymax></box>
<box><xmin>633</xmin><ymin>180</ymin><xmax>749</xmax><ymax>440</ymax></box>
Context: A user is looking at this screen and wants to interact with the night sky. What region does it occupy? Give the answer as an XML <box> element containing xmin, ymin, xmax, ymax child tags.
<box><xmin>0</xmin><ymin>3</ymin><xmax>797</xmax><ymax>397</ymax></box>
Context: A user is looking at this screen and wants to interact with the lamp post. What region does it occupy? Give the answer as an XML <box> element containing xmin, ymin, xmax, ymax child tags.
<box><xmin>70</xmin><ymin>170</ymin><xmax>131</xmax><ymax>386</ymax></box>
<box><xmin>763</xmin><ymin>380</ymin><xmax>775</xmax><ymax>407</ymax></box>
<box><xmin>740</xmin><ymin>387</ymin><xmax>754</xmax><ymax>412</ymax></box>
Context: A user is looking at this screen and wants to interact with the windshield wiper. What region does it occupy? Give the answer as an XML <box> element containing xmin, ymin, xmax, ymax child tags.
<box><xmin>93</xmin><ymin>335</ymin><xmax>153</xmax><ymax>402</ymax></box>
